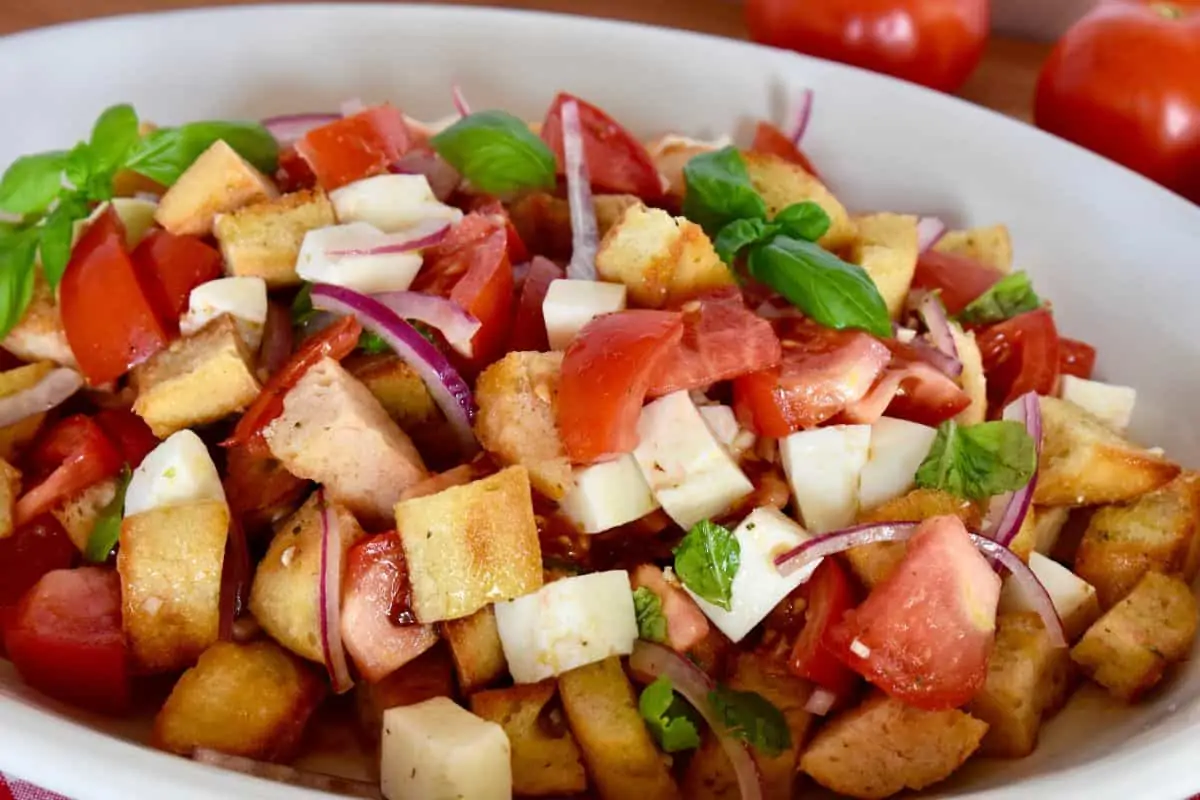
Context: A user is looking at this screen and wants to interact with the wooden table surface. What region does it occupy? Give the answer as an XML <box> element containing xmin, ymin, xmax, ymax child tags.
<box><xmin>0</xmin><ymin>0</ymin><xmax>1051</xmax><ymax>123</ymax></box>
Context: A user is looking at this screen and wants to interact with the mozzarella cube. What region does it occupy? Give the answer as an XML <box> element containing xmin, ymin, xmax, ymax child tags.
<box><xmin>559</xmin><ymin>455</ymin><xmax>659</xmax><ymax>534</ymax></box>
<box><xmin>633</xmin><ymin>391</ymin><xmax>753</xmax><ymax>529</ymax></box>
<box><xmin>895</xmin><ymin>327</ymin><xmax>918</xmax><ymax>344</ymax></box>
<box><xmin>858</xmin><ymin>417</ymin><xmax>937</xmax><ymax>512</ymax></box>
<box><xmin>698</xmin><ymin>404</ymin><xmax>756</xmax><ymax>459</ymax></box>
<box><xmin>542</xmin><ymin>279</ymin><xmax>628</xmax><ymax>351</ymax></box>
<box><xmin>780</xmin><ymin>425</ymin><xmax>871</xmax><ymax>533</ymax></box>
<box><xmin>1000</xmin><ymin>551</ymin><xmax>1100</xmax><ymax>640</ymax></box>
<box><xmin>179</xmin><ymin>277</ymin><xmax>268</xmax><ymax>351</ymax></box>
<box><xmin>494</xmin><ymin>570</ymin><xmax>637</xmax><ymax>683</ymax></box>
<box><xmin>1059</xmin><ymin>376</ymin><xmax>1136</xmax><ymax>432</ymax></box>
<box><xmin>686</xmin><ymin>506</ymin><xmax>815</xmax><ymax>643</ymax></box>
<box><xmin>297</xmin><ymin>222</ymin><xmax>423</xmax><ymax>294</ymax></box>
<box><xmin>330</xmin><ymin>174</ymin><xmax>462</xmax><ymax>233</ymax></box>
<box><xmin>125</xmin><ymin>430</ymin><xmax>226</xmax><ymax>517</ymax></box>
<box><xmin>381</xmin><ymin>696</ymin><xmax>511</xmax><ymax>800</ymax></box>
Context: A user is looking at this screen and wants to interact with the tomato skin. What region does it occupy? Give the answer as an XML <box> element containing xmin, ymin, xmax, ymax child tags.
<box><xmin>223</xmin><ymin>445</ymin><xmax>311</xmax><ymax>534</ymax></box>
<box><xmin>841</xmin><ymin>339</ymin><xmax>972</xmax><ymax>426</ymax></box>
<box><xmin>1059</xmin><ymin>336</ymin><xmax>1097</xmax><ymax>380</ymax></box>
<box><xmin>276</xmin><ymin>145</ymin><xmax>318</xmax><ymax>193</ymax></box>
<box><xmin>93</xmin><ymin>409</ymin><xmax>159</xmax><ymax>468</ymax></box>
<box><xmin>296</xmin><ymin>105</ymin><xmax>412</xmax><ymax>190</ymax></box>
<box><xmin>631</xmin><ymin>564</ymin><xmax>711</xmax><ymax>654</ymax></box>
<box><xmin>750</xmin><ymin>121</ymin><xmax>820</xmax><ymax>177</ymax></box>
<box><xmin>745</xmin><ymin>0</ymin><xmax>989</xmax><ymax>93</ymax></box>
<box><xmin>0</xmin><ymin>516</ymin><xmax>77</xmax><ymax>656</ymax></box>
<box><xmin>60</xmin><ymin>208</ymin><xmax>171</xmax><ymax>385</ymax></box>
<box><xmin>911</xmin><ymin>250</ymin><xmax>1003</xmax><ymax>316</ymax></box>
<box><xmin>790</xmin><ymin>558</ymin><xmax>859</xmax><ymax>697</ymax></box>
<box><xmin>541</xmin><ymin>93</ymin><xmax>664</xmax><ymax>199</ymax></box>
<box><xmin>976</xmin><ymin>309</ymin><xmax>1061</xmax><ymax>412</ymax></box>
<box><xmin>508</xmin><ymin>256</ymin><xmax>564</xmax><ymax>353</ymax></box>
<box><xmin>15</xmin><ymin>415</ymin><xmax>124</xmax><ymax>528</ymax></box>
<box><xmin>131</xmin><ymin>229</ymin><xmax>223</xmax><ymax>330</ymax></box>
<box><xmin>1035</xmin><ymin>2</ymin><xmax>1200</xmax><ymax>204</ymax></box>
<box><xmin>558</xmin><ymin>310</ymin><xmax>684</xmax><ymax>464</ymax></box>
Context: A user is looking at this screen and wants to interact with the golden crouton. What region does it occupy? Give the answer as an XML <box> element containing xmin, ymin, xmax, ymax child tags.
<box><xmin>214</xmin><ymin>189</ymin><xmax>335</xmax><ymax>288</ymax></box>
<box><xmin>934</xmin><ymin>224</ymin><xmax>1013</xmax><ymax>273</ymax></box>
<box><xmin>2</xmin><ymin>276</ymin><xmax>75</xmax><ymax>370</ymax></box>
<box><xmin>558</xmin><ymin>657</ymin><xmax>681</xmax><ymax>800</ymax></box>
<box><xmin>849</xmin><ymin>489</ymin><xmax>982</xmax><ymax>588</ymax></box>
<box><xmin>0</xmin><ymin>458</ymin><xmax>19</xmax><ymax>539</ymax></box>
<box><xmin>132</xmin><ymin>315</ymin><xmax>262</xmax><ymax>438</ymax></box>
<box><xmin>441</xmin><ymin>606</ymin><xmax>508</xmax><ymax>693</ymax></box>
<box><xmin>0</xmin><ymin>361</ymin><xmax>55</xmax><ymax>460</ymax></box>
<box><xmin>395</xmin><ymin>465</ymin><xmax>543</xmax><ymax>623</ymax></box>
<box><xmin>470</xmin><ymin>680</ymin><xmax>588</xmax><ymax>797</ymax></box>
<box><xmin>345</xmin><ymin>353</ymin><xmax>458</xmax><ymax>468</ymax></box>
<box><xmin>356</xmin><ymin>643</ymin><xmax>456</xmax><ymax>745</ymax></box>
<box><xmin>646</xmin><ymin>135</ymin><xmax>725</xmax><ymax>200</ymax></box>
<box><xmin>800</xmin><ymin>693</ymin><xmax>988</xmax><ymax>800</ymax></box>
<box><xmin>52</xmin><ymin>476</ymin><xmax>117</xmax><ymax>552</ymax></box>
<box><xmin>118</xmin><ymin>500</ymin><xmax>230</xmax><ymax>673</ymax></box>
<box><xmin>950</xmin><ymin>321</ymin><xmax>987</xmax><ymax>425</ymax></box>
<box><xmin>967</xmin><ymin>612</ymin><xmax>1073</xmax><ymax>758</ymax></box>
<box><xmin>595</xmin><ymin>203</ymin><xmax>732</xmax><ymax>308</ymax></box>
<box><xmin>850</xmin><ymin>213</ymin><xmax>918</xmax><ymax>319</ymax></box>
<box><xmin>155</xmin><ymin>140</ymin><xmax>278</xmax><ymax>236</ymax></box>
<box><xmin>1008</xmin><ymin>509</ymin><xmax>1039</xmax><ymax>562</ymax></box>
<box><xmin>1071</xmin><ymin>571</ymin><xmax>1199</xmax><ymax>701</ymax></box>
<box><xmin>1035</xmin><ymin>396</ymin><xmax>1179</xmax><ymax>507</ymax></box>
<box><xmin>1076</xmin><ymin>472</ymin><xmax>1200</xmax><ymax>609</ymax></box>
<box><xmin>509</xmin><ymin>192</ymin><xmax>640</xmax><ymax>260</ymax></box>
<box><xmin>249</xmin><ymin>493</ymin><xmax>365</xmax><ymax>663</ymax></box>
<box><xmin>154</xmin><ymin>640</ymin><xmax>324</xmax><ymax>760</ymax></box>
<box><xmin>742</xmin><ymin>151</ymin><xmax>856</xmax><ymax>252</ymax></box>
<box><xmin>475</xmin><ymin>351</ymin><xmax>572</xmax><ymax>500</ymax></box>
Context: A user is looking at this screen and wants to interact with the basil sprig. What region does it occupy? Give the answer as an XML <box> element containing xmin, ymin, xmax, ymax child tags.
<box><xmin>430</xmin><ymin>110</ymin><xmax>556</xmax><ymax>195</ymax></box>
<box><xmin>708</xmin><ymin>683</ymin><xmax>792</xmax><ymax>757</ymax></box>
<box><xmin>957</xmin><ymin>271</ymin><xmax>1041</xmax><ymax>325</ymax></box>
<box><xmin>914</xmin><ymin>419</ymin><xmax>1037</xmax><ymax>500</ymax></box>
<box><xmin>673</xmin><ymin>519</ymin><xmax>740</xmax><ymax>611</ymax></box>
<box><xmin>632</xmin><ymin>586</ymin><xmax>668</xmax><ymax>644</ymax></box>
<box><xmin>84</xmin><ymin>467</ymin><xmax>132</xmax><ymax>564</ymax></box>
<box><xmin>638</xmin><ymin>676</ymin><xmax>701</xmax><ymax>753</ymax></box>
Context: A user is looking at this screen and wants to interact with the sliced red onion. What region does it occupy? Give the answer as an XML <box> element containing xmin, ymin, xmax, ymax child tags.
<box><xmin>257</xmin><ymin>301</ymin><xmax>294</xmax><ymax>381</ymax></box>
<box><xmin>917</xmin><ymin>216</ymin><xmax>947</xmax><ymax>253</ymax></box>
<box><xmin>318</xmin><ymin>489</ymin><xmax>354</xmax><ymax>694</ymax></box>
<box><xmin>983</xmin><ymin>392</ymin><xmax>1044</xmax><ymax>547</ymax></box>
<box><xmin>788</xmin><ymin>88</ymin><xmax>815</xmax><ymax>146</ymax></box>
<box><xmin>907</xmin><ymin>336</ymin><xmax>964</xmax><ymax>379</ymax></box>
<box><xmin>193</xmin><ymin>750</ymin><xmax>381</xmax><ymax>799</ymax></box>
<box><xmin>261</xmin><ymin>113</ymin><xmax>339</xmax><ymax>147</ymax></box>
<box><xmin>326</xmin><ymin>219</ymin><xmax>450</xmax><ymax>257</ymax></box>
<box><xmin>918</xmin><ymin>293</ymin><xmax>960</xmax><ymax>365</ymax></box>
<box><xmin>340</xmin><ymin>97</ymin><xmax>366</xmax><ymax>117</ymax></box>
<box><xmin>0</xmin><ymin>368</ymin><xmax>82</xmax><ymax>428</ymax></box>
<box><xmin>310</xmin><ymin>284</ymin><xmax>478</xmax><ymax>455</ymax></box>
<box><xmin>451</xmin><ymin>83</ymin><xmax>471</xmax><ymax>117</ymax></box>
<box><xmin>629</xmin><ymin>641</ymin><xmax>764</xmax><ymax>800</ymax></box>
<box><xmin>391</xmin><ymin>149</ymin><xmax>461</xmax><ymax>202</ymax></box>
<box><xmin>560</xmin><ymin>99</ymin><xmax>599</xmax><ymax>281</ymax></box>
<box><xmin>217</xmin><ymin>519</ymin><xmax>251</xmax><ymax>642</ymax></box>
<box><xmin>373</xmin><ymin>291</ymin><xmax>481</xmax><ymax>358</ymax></box>
<box><xmin>973</xmin><ymin>535</ymin><xmax>1066</xmax><ymax>648</ymax></box>
<box><xmin>804</xmin><ymin>687</ymin><xmax>837</xmax><ymax>716</ymax></box>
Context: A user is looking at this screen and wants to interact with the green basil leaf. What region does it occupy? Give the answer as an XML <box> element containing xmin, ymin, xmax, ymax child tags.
<box><xmin>430</xmin><ymin>111</ymin><xmax>556</xmax><ymax>195</ymax></box>
<box><xmin>638</xmin><ymin>676</ymin><xmax>701</xmax><ymax>753</ymax></box>
<box><xmin>0</xmin><ymin>152</ymin><xmax>68</xmax><ymax>216</ymax></box>
<box><xmin>124</xmin><ymin>121</ymin><xmax>279</xmax><ymax>186</ymax></box>
<box><xmin>39</xmin><ymin>195</ymin><xmax>91</xmax><ymax>289</ymax></box>
<box><xmin>747</xmin><ymin>234</ymin><xmax>892</xmax><ymax>337</ymax></box>
<box><xmin>773</xmin><ymin>201</ymin><xmax>831</xmax><ymax>242</ymax></box>
<box><xmin>358</xmin><ymin>329</ymin><xmax>391</xmax><ymax>355</ymax></box>
<box><xmin>708</xmin><ymin>684</ymin><xmax>792</xmax><ymax>757</ymax></box>
<box><xmin>65</xmin><ymin>143</ymin><xmax>93</xmax><ymax>193</ymax></box>
<box><xmin>89</xmin><ymin>104</ymin><xmax>140</xmax><ymax>175</ymax></box>
<box><xmin>681</xmin><ymin>147</ymin><xmax>767</xmax><ymax>237</ymax></box>
<box><xmin>714</xmin><ymin>217</ymin><xmax>773</xmax><ymax>266</ymax></box>
<box><xmin>673</xmin><ymin>519</ymin><xmax>740</xmax><ymax>611</ymax></box>
<box><xmin>914</xmin><ymin>419</ymin><xmax>1037</xmax><ymax>500</ymax></box>
<box><xmin>291</xmin><ymin>282</ymin><xmax>316</xmax><ymax>327</ymax></box>
<box><xmin>633</xmin><ymin>586</ymin><xmax>669</xmax><ymax>644</ymax></box>
<box><xmin>957</xmin><ymin>271</ymin><xmax>1041</xmax><ymax>326</ymax></box>
<box><xmin>0</xmin><ymin>228</ymin><xmax>41</xmax><ymax>339</ymax></box>
<box><xmin>84</xmin><ymin>467</ymin><xmax>131</xmax><ymax>564</ymax></box>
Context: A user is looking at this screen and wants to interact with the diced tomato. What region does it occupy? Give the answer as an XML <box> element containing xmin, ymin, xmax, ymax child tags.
<box><xmin>911</xmin><ymin>250</ymin><xmax>1003</xmax><ymax>316</ymax></box>
<box><xmin>631</xmin><ymin>564</ymin><xmax>710</xmax><ymax>654</ymax></box>
<box><xmin>790</xmin><ymin>558</ymin><xmax>859</xmax><ymax>697</ymax></box>
<box><xmin>1059</xmin><ymin>336</ymin><xmax>1096</xmax><ymax>380</ymax></box>
<box><xmin>296</xmin><ymin>105</ymin><xmax>412</xmax><ymax>190</ymax></box>
<box><xmin>341</xmin><ymin>532</ymin><xmax>439</xmax><ymax>683</ymax></box>
<box><xmin>4</xmin><ymin>567</ymin><xmax>131</xmax><ymax>715</ymax></box>
<box><xmin>750</xmin><ymin>120</ymin><xmax>820</xmax><ymax>177</ymax></box>
<box><xmin>15</xmin><ymin>415</ymin><xmax>123</xmax><ymax>528</ymax></box>
<box><xmin>733</xmin><ymin>320</ymin><xmax>891</xmax><ymax>437</ymax></box>
<box><xmin>60</xmin><ymin>207</ymin><xmax>171</xmax><ymax>385</ymax></box>
<box><xmin>223</xmin><ymin>445</ymin><xmax>311</xmax><ymax>534</ymax></box>
<box><xmin>558</xmin><ymin>310</ymin><xmax>684</xmax><ymax>464</ymax></box>
<box><xmin>275</xmin><ymin>145</ymin><xmax>317</xmax><ymax>193</ymax></box>
<box><xmin>468</xmin><ymin>198</ymin><xmax>531</xmax><ymax>264</ymax></box>
<box><xmin>841</xmin><ymin>340</ymin><xmax>972</xmax><ymax>426</ymax></box>
<box><xmin>541</xmin><ymin>93</ymin><xmax>664</xmax><ymax>199</ymax></box>
<box><xmin>0</xmin><ymin>516</ymin><xmax>77</xmax><ymax>656</ymax></box>
<box><xmin>218</xmin><ymin>518</ymin><xmax>250</xmax><ymax>641</ymax></box>
<box><xmin>508</xmin><ymin>256</ymin><xmax>564</xmax><ymax>353</ymax></box>
<box><xmin>93</xmin><ymin>409</ymin><xmax>159</xmax><ymax>468</ymax></box>
<box><xmin>975</xmin><ymin>308</ymin><xmax>1060</xmax><ymax>412</ymax></box>
<box><xmin>647</xmin><ymin>288</ymin><xmax>781</xmax><ymax>398</ymax></box>
<box><xmin>131</xmin><ymin>229</ymin><xmax>223</xmax><ymax>330</ymax></box>
<box><xmin>827</xmin><ymin>516</ymin><xmax>1001</xmax><ymax>711</ymax></box>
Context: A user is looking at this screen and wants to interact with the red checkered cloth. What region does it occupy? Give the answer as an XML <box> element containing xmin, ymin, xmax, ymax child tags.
<box><xmin>0</xmin><ymin>775</ymin><xmax>67</xmax><ymax>800</ymax></box>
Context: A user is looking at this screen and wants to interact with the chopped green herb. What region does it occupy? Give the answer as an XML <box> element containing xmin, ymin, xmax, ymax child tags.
<box><xmin>84</xmin><ymin>467</ymin><xmax>131</xmax><ymax>563</ymax></box>
<box><xmin>0</xmin><ymin>228</ymin><xmax>39</xmax><ymax>340</ymax></box>
<box><xmin>673</xmin><ymin>519</ymin><xmax>740</xmax><ymax>611</ymax></box>
<box><xmin>124</xmin><ymin>120</ymin><xmax>278</xmax><ymax>186</ymax></box>
<box><xmin>773</xmin><ymin>201</ymin><xmax>831</xmax><ymax>242</ymax></box>
<box><xmin>914</xmin><ymin>419</ymin><xmax>1037</xmax><ymax>500</ymax></box>
<box><xmin>0</xmin><ymin>151</ymin><xmax>69</xmax><ymax>216</ymax></box>
<box><xmin>638</xmin><ymin>676</ymin><xmax>701</xmax><ymax>753</ymax></box>
<box><xmin>681</xmin><ymin>146</ymin><xmax>766</xmax><ymax>237</ymax></box>
<box><xmin>358</xmin><ymin>329</ymin><xmax>391</xmax><ymax>354</ymax></box>
<box><xmin>291</xmin><ymin>282</ymin><xmax>316</xmax><ymax>327</ymax></box>
<box><xmin>430</xmin><ymin>111</ymin><xmax>556</xmax><ymax>195</ymax></box>
<box><xmin>957</xmin><ymin>271</ymin><xmax>1041</xmax><ymax>325</ymax></box>
<box><xmin>632</xmin><ymin>587</ymin><xmax>668</xmax><ymax>644</ymax></box>
<box><xmin>708</xmin><ymin>683</ymin><xmax>792</xmax><ymax>757</ymax></box>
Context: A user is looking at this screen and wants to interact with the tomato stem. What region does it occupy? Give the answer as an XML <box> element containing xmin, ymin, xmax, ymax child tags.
<box><xmin>1149</xmin><ymin>2</ymin><xmax>1185</xmax><ymax>20</ymax></box>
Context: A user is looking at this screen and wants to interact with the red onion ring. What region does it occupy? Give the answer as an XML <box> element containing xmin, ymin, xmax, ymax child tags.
<box><xmin>788</xmin><ymin>88</ymin><xmax>814</xmax><ymax>146</ymax></box>
<box><xmin>261</xmin><ymin>113</ymin><xmax>339</xmax><ymax>147</ymax></box>
<box><xmin>451</xmin><ymin>83</ymin><xmax>471</xmax><ymax>117</ymax></box>
<box><xmin>916</xmin><ymin>216</ymin><xmax>947</xmax><ymax>253</ymax></box>
<box><xmin>326</xmin><ymin>219</ymin><xmax>451</xmax><ymax>257</ymax></box>
<box><xmin>983</xmin><ymin>391</ymin><xmax>1044</xmax><ymax>547</ymax></box>
<box><xmin>918</xmin><ymin>293</ymin><xmax>960</xmax><ymax>364</ymax></box>
<box><xmin>907</xmin><ymin>336</ymin><xmax>964</xmax><ymax>379</ymax></box>
<box><xmin>390</xmin><ymin>149</ymin><xmax>461</xmax><ymax>202</ymax></box>
<box><xmin>193</xmin><ymin>750</ymin><xmax>381</xmax><ymax>799</ymax></box>
<box><xmin>560</xmin><ymin>99</ymin><xmax>599</xmax><ymax>281</ymax></box>
<box><xmin>0</xmin><ymin>368</ymin><xmax>82</xmax><ymax>428</ymax></box>
<box><xmin>804</xmin><ymin>687</ymin><xmax>837</xmax><ymax>716</ymax></box>
<box><xmin>318</xmin><ymin>489</ymin><xmax>354</xmax><ymax>694</ymax></box>
<box><xmin>373</xmin><ymin>291</ymin><xmax>481</xmax><ymax>358</ymax></box>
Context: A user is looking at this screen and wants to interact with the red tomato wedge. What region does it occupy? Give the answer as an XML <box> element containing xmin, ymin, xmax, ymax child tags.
<box><xmin>911</xmin><ymin>250</ymin><xmax>1003</xmax><ymax>315</ymax></box>
<box><xmin>631</xmin><ymin>564</ymin><xmax>710</xmax><ymax>654</ymax></box>
<box><xmin>508</xmin><ymin>256</ymin><xmax>564</xmax><ymax>353</ymax></box>
<box><xmin>0</xmin><ymin>517</ymin><xmax>76</xmax><ymax>656</ymax></box>
<box><xmin>1059</xmin><ymin>336</ymin><xmax>1097</xmax><ymax>380</ymax></box>
<box><xmin>558</xmin><ymin>310</ymin><xmax>684</xmax><ymax>464</ymax></box>
<box><xmin>468</xmin><ymin>198</ymin><xmax>531</xmax><ymax>265</ymax></box>
<box><xmin>750</xmin><ymin>121</ymin><xmax>821</xmax><ymax>177</ymax></box>
<box><xmin>975</xmin><ymin>308</ymin><xmax>1061</xmax><ymax>412</ymax></box>
<box><xmin>223</xmin><ymin>445</ymin><xmax>311</xmax><ymax>534</ymax></box>
<box><xmin>828</xmin><ymin>516</ymin><xmax>1001</xmax><ymax>711</ymax></box>
<box><xmin>296</xmin><ymin>105</ymin><xmax>412</xmax><ymax>190</ymax></box>
<box><xmin>790</xmin><ymin>558</ymin><xmax>859</xmax><ymax>697</ymax></box>
<box><xmin>647</xmin><ymin>288</ymin><xmax>782</xmax><ymax>399</ymax></box>
<box><xmin>131</xmin><ymin>229</ymin><xmax>223</xmax><ymax>330</ymax></box>
<box><xmin>93</xmin><ymin>409</ymin><xmax>159</xmax><ymax>469</ymax></box>
<box><xmin>4</xmin><ymin>567</ymin><xmax>131</xmax><ymax>715</ymax></box>
<box><xmin>341</xmin><ymin>532</ymin><xmax>439</xmax><ymax>683</ymax></box>
<box><xmin>15</xmin><ymin>415</ymin><xmax>124</xmax><ymax>528</ymax></box>
<box><xmin>841</xmin><ymin>340</ymin><xmax>972</xmax><ymax>426</ymax></box>
<box><xmin>276</xmin><ymin>145</ymin><xmax>317</xmax><ymax>193</ymax></box>
<box><xmin>541</xmin><ymin>93</ymin><xmax>664</xmax><ymax>199</ymax></box>
<box><xmin>60</xmin><ymin>207</ymin><xmax>171</xmax><ymax>385</ymax></box>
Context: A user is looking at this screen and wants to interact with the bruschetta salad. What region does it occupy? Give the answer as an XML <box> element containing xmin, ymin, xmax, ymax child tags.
<box><xmin>0</xmin><ymin>88</ymin><xmax>1196</xmax><ymax>800</ymax></box>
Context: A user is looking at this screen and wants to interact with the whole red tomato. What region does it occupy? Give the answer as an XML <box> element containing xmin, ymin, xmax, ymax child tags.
<box><xmin>744</xmin><ymin>0</ymin><xmax>990</xmax><ymax>93</ymax></box>
<box><xmin>1035</xmin><ymin>1</ymin><xmax>1200</xmax><ymax>204</ymax></box>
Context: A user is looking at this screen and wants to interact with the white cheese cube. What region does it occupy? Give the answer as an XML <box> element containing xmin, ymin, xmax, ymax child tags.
<box><xmin>494</xmin><ymin>570</ymin><xmax>637</xmax><ymax>683</ymax></box>
<box><xmin>1059</xmin><ymin>375</ymin><xmax>1136</xmax><ymax>432</ymax></box>
<box><xmin>858</xmin><ymin>417</ymin><xmax>937</xmax><ymax>512</ymax></box>
<box><xmin>686</xmin><ymin>506</ymin><xmax>815</xmax><ymax>643</ymax></box>
<box><xmin>125</xmin><ymin>430</ymin><xmax>226</xmax><ymax>517</ymax></box>
<box><xmin>380</xmin><ymin>696</ymin><xmax>511</xmax><ymax>800</ymax></box>
<box><xmin>780</xmin><ymin>425</ymin><xmax>871</xmax><ymax>533</ymax></box>
<box><xmin>698</xmin><ymin>404</ymin><xmax>755</xmax><ymax>459</ymax></box>
<box><xmin>542</xmin><ymin>279</ymin><xmax>628</xmax><ymax>351</ymax></box>
<box><xmin>297</xmin><ymin>222</ymin><xmax>423</xmax><ymax>294</ymax></box>
<box><xmin>895</xmin><ymin>327</ymin><xmax>918</xmax><ymax>344</ymax></box>
<box><xmin>633</xmin><ymin>391</ymin><xmax>753</xmax><ymax>529</ymax></box>
<box><xmin>559</xmin><ymin>454</ymin><xmax>659</xmax><ymax>534</ymax></box>
<box><xmin>1033</xmin><ymin>506</ymin><xmax>1071</xmax><ymax>555</ymax></box>
<box><xmin>179</xmin><ymin>276</ymin><xmax>268</xmax><ymax>351</ymax></box>
<box><xmin>330</xmin><ymin>174</ymin><xmax>462</xmax><ymax>233</ymax></box>
<box><xmin>1000</xmin><ymin>551</ymin><xmax>1098</xmax><ymax>632</ymax></box>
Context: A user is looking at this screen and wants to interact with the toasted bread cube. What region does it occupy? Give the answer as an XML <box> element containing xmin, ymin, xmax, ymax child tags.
<box><xmin>933</xmin><ymin>224</ymin><xmax>1013</xmax><ymax>272</ymax></box>
<box><xmin>475</xmin><ymin>351</ymin><xmax>572</xmax><ymax>500</ymax></box>
<box><xmin>0</xmin><ymin>458</ymin><xmax>19</xmax><ymax>539</ymax></box>
<box><xmin>800</xmin><ymin>693</ymin><xmax>988</xmax><ymax>799</ymax></box>
<box><xmin>345</xmin><ymin>353</ymin><xmax>458</xmax><ymax>464</ymax></box>
<box><xmin>356</xmin><ymin>643</ymin><xmax>456</xmax><ymax>745</ymax></box>
<box><xmin>132</xmin><ymin>315</ymin><xmax>261</xmax><ymax>437</ymax></box>
<box><xmin>0</xmin><ymin>361</ymin><xmax>56</xmax><ymax>460</ymax></box>
<box><xmin>1076</xmin><ymin>472</ymin><xmax>1200</xmax><ymax>609</ymax></box>
<box><xmin>742</xmin><ymin>151</ymin><xmax>856</xmax><ymax>252</ymax></box>
<box><xmin>264</xmin><ymin>357</ymin><xmax>427</xmax><ymax>526</ymax></box>
<box><xmin>1008</xmin><ymin>508</ymin><xmax>1039</xmax><ymax>562</ymax></box>
<box><xmin>1071</xmin><ymin>571</ymin><xmax>1199</xmax><ymax>701</ymax></box>
<box><xmin>1034</xmin><ymin>505</ymin><xmax>1071</xmax><ymax>555</ymax></box>
<box><xmin>851</xmin><ymin>213</ymin><xmax>918</xmax><ymax>319</ymax></box>
<box><xmin>509</xmin><ymin>192</ymin><xmax>640</xmax><ymax>260</ymax></box>
<box><xmin>470</xmin><ymin>680</ymin><xmax>588</xmax><ymax>796</ymax></box>
<box><xmin>647</xmin><ymin>134</ymin><xmax>730</xmax><ymax>200</ymax></box>
<box><xmin>441</xmin><ymin>606</ymin><xmax>508</xmax><ymax>693</ymax></box>
<box><xmin>118</xmin><ymin>500</ymin><xmax>229</xmax><ymax>673</ymax></box>
<box><xmin>950</xmin><ymin>321</ymin><xmax>987</xmax><ymax>425</ymax></box>
<box><xmin>849</xmin><ymin>489</ymin><xmax>982</xmax><ymax>588</ymax></box>
<box><xmin>155</xmin><ymin>140</ymin><xmax>278</xmax><ymax>236</ymax></box>
<box><xmin>153</xmin><ymin>640</ymin><xmax>324</xmax><ymax>760</ymax></box>
<box><xmin>967</xmin><ymin>612</ymin><xmax>1072</xmax><ymax>758</ymax></box>
<box><xmin>52</xmin><ymin>476</ymin><xmax>118</xmax><ymax>552</ymax></box>
<box><xmin>395</xmin><ymin>465</ymin><xmax>543</xmax><ymax>623</ymax></box>
<box><xmin>2</xmin><ymin>278</ymin><xmax>76</xmax><ymax>370</ymax></box>
<box><xmin>1035</xmin><ymin>396</ymin><xmax>1179</xmax><ymax>506</ymax></box>
<box><xmin>249</xmin><ymin>493</ymin><xmax>365</xmax><ymax>663</ymax></box>
<box><xmin>558</xmin><ymin>658</ymin><xmax>680</xmax><ymax>800</ymax></box>
<box><xmin>214</xmin><ymin>189</ymin><xmax>336</xmax><ymax>287</ymax></box>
